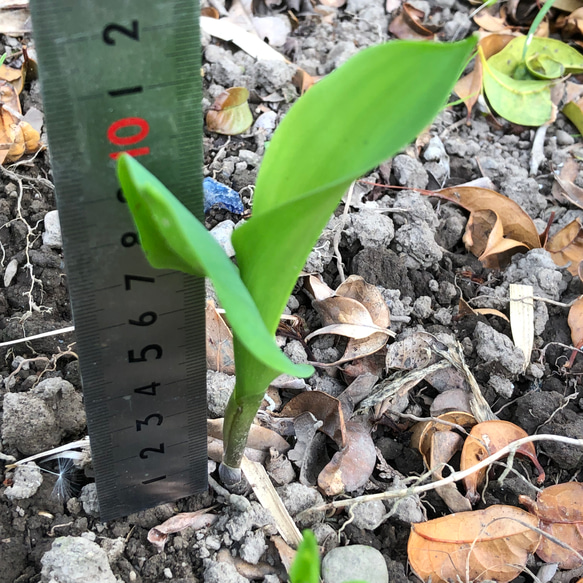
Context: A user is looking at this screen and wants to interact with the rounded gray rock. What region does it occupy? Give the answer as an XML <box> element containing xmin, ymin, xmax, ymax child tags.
<box><xmin>41</xmin><ymin>536</ymin><xmax>117</xmax><ymax>583</ymax></box>
<box><xmin>322</xmin><ymin>545</ymin><xmax>388</xmax><ymax>583</ymax></box>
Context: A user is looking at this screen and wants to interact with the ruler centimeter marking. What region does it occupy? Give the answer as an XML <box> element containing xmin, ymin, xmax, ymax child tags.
<box><xmin>30</xmin><ymin>0</ymin><xmax>207</xmax><ymax>520</ymax></box>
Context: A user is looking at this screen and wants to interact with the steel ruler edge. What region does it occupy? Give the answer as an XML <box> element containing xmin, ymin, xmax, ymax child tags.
<box><xmin>29</xmin><ymin>0</ymin><xmax>207</xmax><ymax>521</ymax></box>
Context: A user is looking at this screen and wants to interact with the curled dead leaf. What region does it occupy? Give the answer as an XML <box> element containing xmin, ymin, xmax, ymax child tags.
<box><xmin>147</xmin><ymin>510</ymin><xmax>217</xmax><ymax>551</ymax></box>
<box><xmin>461</xmin><ymin>420</ymin><xmax>545</xmax><ymax>503</ymax></box>
<box><xmin>317</xmin><ymin>419</ymin><xmax>376</xmax><ymax>496</ymax></box>
<box><xmin>408</xmin><ymin>505</ymin><xmax>541</xmax><ymax>583</ymax></box>
<box><xmin>546</xmin><ymin>218</ymin><xmax>583</xmax><ymax>276</ymax></box>
<box><xmin>433</xmin><ymin>186</ymin><xmax>541</xmax><ymax>251</ymax></box>
<box><xmin>389</xmin><ymin>3</ymin><xmax>435</xmax><ymax>40</ymax></box>
<box><xmin>206</xmin><ymin>299</ymin><xmax>235</xmax><ymax>374</ymax></box>
<box><xmin>568</xmin><ymin>296</ymin><xmax>583</xmax><ymax>348</ymax></box>
<box><xmin>208</xmin><ymin>418</ymin><xmax>290</xmax><ymax>453</ymax></box>
<box><xmin>519</xmin><ymin>482</ymin><xmax>583</xmax><ymax>569</ymax></box>
<box><xmin>206</xmin><ymin>87</ymin><xmax>253</xmax><ymax>135</ymax></box>
<box><xmin>280</xmin><ymin>391</ymin><xmax>346</xmax><ymax>448</ymax></box>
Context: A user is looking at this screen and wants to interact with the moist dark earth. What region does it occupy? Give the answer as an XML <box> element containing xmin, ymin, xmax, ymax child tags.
<box><xmin>2</xmin><ymin>0</ymin><xmax>583</xmax><ymax>582</ymax></box>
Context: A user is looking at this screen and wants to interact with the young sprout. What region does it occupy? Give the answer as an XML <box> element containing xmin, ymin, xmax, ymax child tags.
<box><xmin>117</xmin><ymin>36</ymin><xmax>477</xmax><ymax>484</ymax></box>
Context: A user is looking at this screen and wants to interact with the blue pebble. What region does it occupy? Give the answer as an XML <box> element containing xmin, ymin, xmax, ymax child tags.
<box><xmin>203</xmin><ymin>177</ymin><xmax>245</xmax><ymax>214</ymax></box>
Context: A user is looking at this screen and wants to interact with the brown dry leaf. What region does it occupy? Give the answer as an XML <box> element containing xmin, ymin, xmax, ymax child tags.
<box><xmin>0</xmin><ymin>63</ymin><xmax>23</xmax><ymax>94</ymax></box>
<box><xmin>337</xmin><ymin>275</ymin><xmax>390</xmax><ymax>328</ymax></box>
<box><xmin>208</xmin><ymin>436</ymin><xmax>266</xmax><ymax>463</ymax></box>
<box><xmin>0</xmin><ymin>79</ymin><xmax>40</xmax><ymax>164</ymax></box>
<box><xmin>0</xmin><ymin>7</ymin><xmax>31</xmax><ymax>36</ymax></box>
<box><xmin>463</xmin><ymin>208</ymin><xmax>530</xmax><ymax>269</ymax></box>
<box><xmin>473</xmin><ymin>10</ymin><xmax>509</xmax><ymax>32</ymax></box>
<box><xmin>557</xmin><ymin>6</ymin><xmax>583</xmax><ymax>38</ymax></box>
<box><xmin>317</xmin><ymin>419</ymin><xmax>376</xmax><ymax>496</ymax></box>
<box><xmin>568</xmin><ymin>296</ymin><xmax>583</xmax><ymax>348</ymax></box>
<box><xmin>272</xmin><ymin>535</ymin><xmax>296</xmax><ymax>571</ymax></box>
<box><xmin>408</xmin><ymin>505</ymin><xmax>541</xmax><ymax>583</ymax></box>
<box><xmin>147</xmin><ymin>509</ymin><xmax>217</xmax><ymax>551</ymax></box>
<box><xmin>519</xmin><ymin>482</ymin><xmax>583</xmax><ymax>569</ymax></box>
<box><xmin>206</xmin><ymin>87</ymin><xmax>253</xmax><ymax>135</ymax></box>
<box><xmin>201</xmin><ymin>6</ymin><xmax>220</xmax><ymax>18</ymax></box>
<box><xmin>433</xmin><ymin>185</ymin><xmax>541</xmax><ymax>250</ymax></box>
<box><xmin>342</xmin><ymin>352</ymin><xmax>386</xmax><ymax>378</ymax></box>
<box><xmin>546</xmin><ymin>218</ymin><xmax>583</xmax><ymax>276</ymax></box>
<box><xmin>291</xmin><ymin>68</ymin><xmax>321</xmax><ymax>95</ymax></box>
<box><xmin>388</xmin><ymin>3</ymin><xmax>435</xmax><ymax>40</ymax></box>
<box><xmin>206</xmin><ymin>299</ymin><xmax>235</xmax><ymax>374</ymax></box>
<box><xmin>207</xmin><ymin>418</ymin><xmax>290</xmax><ymax>453</ymax></box>
<box><xmin>308</xmin><ymin>275</ymin><xmax>393</xmax><ymax>362</ymax></box>
<box><xmin>454</xmin><ymin>35</ymin><xmax>515</xmax><ymax>118</ymax></box>
<box><xmin>459</xmin><ymin>297</ymin><xmax>510</xmax><ymax>321</ymax></box>
<box><xmin>553</xmin><ymin>160</ymin><xmax>583</xmax><ymax>210</ymax></box>
<box><xmin>552</xmin><ymin>156</ymin><xmax>579</xmax><ymax>203</ymax></box>
<box><xmin>303</xmin><ymin>274</ymin><xmax>334</xmax><ymax>301</ymax></box>
<box><xmin>280</xmin><ymin>391</ymin><xmax>346</xmax><ymax>448</ymax></box>
<box><xmin>412</xmin><ymin>411</ymin><xmax>477</xmax><ymax>466</ymax></box>
<box><xmin>461</xmin><ymin>420</ymin><xmax>546</xmax><ymax>503</ymax></box>
<box><xmin>217</xmin><ymin>549</ymin><xmax>280</xmax><ymax>580</ymax></box>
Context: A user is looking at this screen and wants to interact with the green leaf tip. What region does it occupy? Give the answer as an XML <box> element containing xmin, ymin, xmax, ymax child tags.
<box><xmin>116</xmin><ymin>154</ymin><xmax>314</xmax><ymax>380</ymax></box>
<box><xmin>289</xmin><ymin>530</ymin><xmax>320</xmax><ymax>583</ymax></box>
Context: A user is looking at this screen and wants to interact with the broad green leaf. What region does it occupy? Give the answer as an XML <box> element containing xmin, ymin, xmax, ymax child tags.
<box><xmin>224</xmin><ymin>37</ymin><xmax>477</xmax><ymax>468</ymax></box>
<box><xmin>481</xmin><ymin>46</ymin><xmax>553</xmax><ymax>126</ymax></box>
<box><xmin>289</xmin><ymin>530</ymin><xmax>320</xmax><ymax>583</ymax></box>
<box><xmin>489</xmin><ymin>36</ymin><xmax>583</xmax><ymax>79</ymax></box>
<box><xmin>117</xmin><ymin>154</ymin><xmax>313</xmax><ymax>379</ymax></box>
<box><xmin>233</xmin><ymin>37</ymin><xmax>478</xmax><ymax>336</ymax></box>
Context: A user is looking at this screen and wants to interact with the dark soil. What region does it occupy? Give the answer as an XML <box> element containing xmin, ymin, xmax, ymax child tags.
<box><xmin>2</xmin><ymin>1</ymin><xmax>583</xmax><ymax>582</ymax></box>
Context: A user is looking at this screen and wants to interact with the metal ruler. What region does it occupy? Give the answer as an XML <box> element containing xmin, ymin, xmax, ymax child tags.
<box><xmin>30</xmin><ymin>0</ymin><xmax>207</xmax><ymax>521</ymax></box>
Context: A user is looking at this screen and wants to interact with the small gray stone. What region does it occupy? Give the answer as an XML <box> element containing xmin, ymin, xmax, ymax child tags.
<box><xmin>393</xmin><ymin>155</ymin><xmax>429</xmax><ymax>189</ymax></box>
<box><xmin>207</xmin><ymin>370</ymin><xmax>236</xmax><ymax>418</ymax></box>
<box><xmin>350</xmin><ymin>500</ymin><xmax>386</xmax><ymax>530</ymax></box>
<box><xmin>276</xmin><ymin>483</ymin><xmax>325</xmax><ymax>528</ymax></box>
<box><xmin>239</xmin><ymin>530</ymin><xmax>267</xmax><ymax>565</ymax></box>
<box><xmin>253</xmin><ymin>111</ymin><xmax>277</xmax><ymax>137</ymax></box>
<box><xmin>284</xmin><ymin>340</ymin><xmax>308</xmax><ymax>364</ymax></box>
<box><xmin>394</xmin><ymin>223</ymin><xmax>442</xmax><ymax>269</ymax></box>
<box><xmin>210</xmin><ymin>221</ymin><xmax>236</xmax><ymax>258</ymax></box>
<box><xmin>324</xmin><ymin>41</ymin><xmax>359</xmax><ymax>73</ymax></box>
<box><xmin>349</xmin><ymin>210</ymin><xmax>394</xmax><ymax>248</ymax></box>
<box><xmin>474</xmin><ymin>322</ymin><xmax>525</xmax><ymax>376</ymax></box>
<box><xmin>322</xmin><ymin>545</ymin><xmax>388</xmax><ymax>583</ymax></box>
<box><xmin>433</xmin><ymin>307</ymin><xmax>452</xmax><ymax>326</ymax></box>
<box><xmin>488</xmin><ymin>374</ymin><xmax>514</xmax><ymax>398</ymax></box>
<box><xmin>41</xmin><ymin>536</ymin><xmax>117</xmax><ymax>583</ymax></box>
<box><xmin>204</xmin><ymin>561</ymin><xmax>250</xmax><ymax>583</ymax></box>
<box><xmin>79</xmin><ymin>483</ymin><xmax>100</xmax><ymax>517</ymax></box>
<box><xmin>3</xmin><ymin>257</ymin><xmax>18</xmax><ymax>287</ymax></box>
<box><xmin>4</xmin><ymin>463</ymin><xmax>43</xmax><ymax>500</ymax></box>
<box><xmin>556</xmin><ymin>129</ymin><xmax>575</xmax><ymax>146</ymax></box>
<box><xmin>503</xmin><ymin>248</ymin><xmax>567</xmax><ymax>301</ymax></box>
<box><xmin>42</xmin><ymin>210</ymin><xmax>63</xmax><ymax>248</ymax></box>
<box><xmin>238</xmin><ymin>150</ymin><xmax>262</xmax><ymax>168</ymax></box>
<box><xmin>252</xmin><ymin>60</ymin><xmax>295</xmax><ymax>94</ymax></box>
<box><xmin>412</xmin><ymin>296</ymin><xmax>432</xmax><ymax>319</ymax></box>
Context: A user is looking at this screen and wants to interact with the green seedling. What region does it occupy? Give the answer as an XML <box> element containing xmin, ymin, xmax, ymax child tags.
<box><xmin>117</xmin><ymin>36</ymin><xmax>476</xmax><ymax>484</ymax></box>
<box><xmin>290</xmin><ymin>530</ymin><xmax>367</xmax><ymax>583</ymax></box>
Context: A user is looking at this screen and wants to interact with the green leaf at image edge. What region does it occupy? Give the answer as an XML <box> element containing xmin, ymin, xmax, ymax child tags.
<box><xmin>289</xmin><ymin>530</ymin><xmax>320</xmax><ymax>583</ymax></box>
<box><xmin>116</xmin><ymin>154</ymin><xmax>313</xmax><ymax>379</ymax></box>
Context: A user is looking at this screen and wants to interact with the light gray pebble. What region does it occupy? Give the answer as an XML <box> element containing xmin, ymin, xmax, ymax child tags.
<box><xmin>239</xmin><ymin>530</ymin><xmax>267</xmax><ymax>564</ymax></box>
<box><xmin>41</xmin><ymin>537</ymin><xmax>117</xmax><ymax>583</ymax></box>
<box><xmin>474</xmin><ymin>322</ymin><xmax>525</xmax><ymax>376</ymax></box>
<box><xmin>42</xmin><ymin>210</ymin><xmax>63</xmax><ymax>248</ymax></box>
<box><xmin>348</xmin><ymin>210</ymin><xmax>394</xmax><ymax>248</ymax></box>
<box><xmin>79</xmin><ymin>483</ymin><xmax>100</xmax><ymax>517</ymax></box>
<box><xmin>210</xmin><ymin>220</ymin><xmax>236</xmax><ymax>258</ymax></box>
<box><xmin>413</xmin><ymin>296</ymin><xmax>433</xmax><ymax>319</ymax></box>
<box><xmin>350</xmin><ymin>500</ymin><xmax>386</xmax><ymax>530</ymax></box>
<box><xmin>394</xmin><ymin>223</ymin><xmax>442</xmax><ymax>269</ymax></box>
<box><xmin>322</xmin><ymin>545</ymin><xmax>388</xmax><ymax>583</ymax></box>
<box><xmin>556</xmin><ymin>129</ymin><xmax>575</xmax><ymax>146</ymax></box>
<box><xmin>277</xmin><ymin>483</ymin><xmax>325</xmax><ymax>529</ymax></box>
<box><xmin>284</xmin><ymin>340</ymin><xmax>308</xmax><ymax>364</ymax></box>
<box><xmin>489</xmin><ymin>374</ymin><xmax>515</xmax><ymax>398</ymax></box>
<box><xmin>392</xmin><ymin>155</ymin><xmax>429</xmax><ymax>190</ymax></box>
<box><xmin>4</xmin><ymin>463</ymin><xmax>43</xmax><ymax>500</ymax></box>
<box><xmin>433</xmin><ymin>307</ymin><xmax>452</xmax><ymax>326</ymax></box>
<box><xmin>252</xmin><ymin>60</ymin><xmax>295</xmax><ymax>94</ymax></box>
<box><xmin>204</xmin><ymin>561</ymin><xmax>250</xmax><ymax>583</ymax></box>
<box><xmin>238</xmin><ymin>149</ymin><xmax>262</xmax><ymax>168</ymax></box>
<box><xmin>207</xmin><ymin>370</ymin><xmax>236</xmax><ymax>418</ymax></box>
